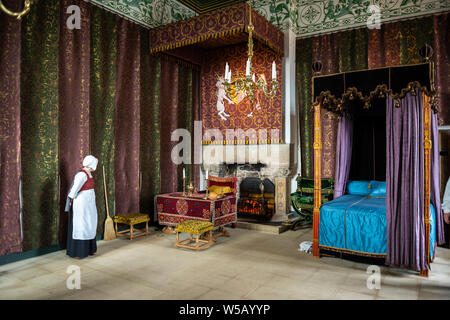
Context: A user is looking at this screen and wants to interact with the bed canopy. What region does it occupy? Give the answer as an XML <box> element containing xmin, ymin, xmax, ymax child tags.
<box><xmin>311</xmin><ymin>48</ymin><xmax>445</xmax><ymax>277</ymax></box>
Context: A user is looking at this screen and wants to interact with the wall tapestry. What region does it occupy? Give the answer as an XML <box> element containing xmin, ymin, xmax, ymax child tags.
<box><xmin>201</xmin><ymin>41</ymin><xmax>283</xmax><ymax>144</ymax></box>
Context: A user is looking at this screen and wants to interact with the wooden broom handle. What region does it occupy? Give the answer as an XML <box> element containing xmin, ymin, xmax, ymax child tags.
<box><xmin>102</xmin><ymin>165</ymin><xmax>110</xmax><ymax>218</ymax></box>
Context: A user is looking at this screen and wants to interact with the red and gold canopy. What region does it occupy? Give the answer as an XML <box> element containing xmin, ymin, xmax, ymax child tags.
<box><xmin>149</xmin><ymin>3</ymin><xmax>284</xmax><ymax>55</ymax></box>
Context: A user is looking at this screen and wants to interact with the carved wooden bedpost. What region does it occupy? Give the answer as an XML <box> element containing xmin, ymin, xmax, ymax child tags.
<box><xmin>421</xmin><ymin>93</ymin><xmax>432</xmax><ymax>277</ymax></box>
<box><xmin>312</xmin><ymin>101</ymin><xmax>322</xmax><ymax>257</ymax></box>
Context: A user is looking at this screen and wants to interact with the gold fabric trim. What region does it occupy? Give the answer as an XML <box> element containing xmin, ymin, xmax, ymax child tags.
<box><xmin>319</xmin><ymin>245</ymin><xmax>386</xmax><ymax>258</ymax></box>
<box><xmin>314</xmin><ymin>81</ymin><xmax>438</xmax><ymax>114</ymax></box>
<box><xmin>150</xmin><ymin>26</ymin><xmax>245</xmax><ymax>55</ymax></box>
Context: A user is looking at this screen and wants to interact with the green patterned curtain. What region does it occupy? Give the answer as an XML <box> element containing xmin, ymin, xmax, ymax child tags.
<box><xmin>90</xmin><ymin>5</ymin><xmax>117</xmax><ymax>235</ymax></box>
<box><xmin>296</xmin><ymin>28</ymin><xmax>368</xmax><ymax>178</ymax></box>
<box><xmin>140</xmin><ymin>29</ymin><xmax>161</xmax><ymax>222</ymax></box>
<box><xmin>296</xmin><ymin>38</ymin><xmax>313</xmax><ymax>178</ymax></box>
<box><xmin>399</xmin><ymin>16</ymin><xmax>433</xmax><ymax>65</ymax></box>
<box><xmin>20</xmin><ymin>0</ymin><xmax>60</xmax><ymax>251</ymax></box>
<box><xmin>1</xmin><ymin>0</ymin><xmax>202</xmax><ymax>256</ymax></box>
<box><xmin>338</xmin><ymin>29</ymin><xmax>368</xmax><ymax>73</ymax></box>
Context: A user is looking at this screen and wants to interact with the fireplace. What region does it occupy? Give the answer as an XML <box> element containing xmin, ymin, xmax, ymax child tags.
<box><xmin>202</xmin><ymin>144</ymin><xmax>293</xmax><ymax>223</ymax></box>
<box><xmin>237</xmin><ymin>177</ymin><xmax>275</xmax><ymax>221</ymax></box>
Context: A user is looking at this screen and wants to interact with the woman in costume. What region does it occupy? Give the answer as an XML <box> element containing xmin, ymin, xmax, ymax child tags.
<box><xmin>65</xmin><ymin>155</ymin><xmax>99</xmax><ymax>259</ymax></box>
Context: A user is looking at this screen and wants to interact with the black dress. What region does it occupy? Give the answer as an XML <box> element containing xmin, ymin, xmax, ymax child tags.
<box><xmin>66</xmin><ymin>205</ymin><xmax>97</xmax><ymax>259</ymax></box>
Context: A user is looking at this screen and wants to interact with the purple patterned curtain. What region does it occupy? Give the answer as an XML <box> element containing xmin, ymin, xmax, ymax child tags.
<box><xmin>0</xmin><ymin>0</ymin><xmax>22</xmax><ymax>255</ymax></box>
<box><xmin>433</xmin><ymin>14</ymin><xmax>450</xmax><ymax>126</ymax></box>
<box><xmin>192</xmin><ymin>69</ymin><xmax>201</xmax><ymax>188</ymax></box>
<box><xmin>159</xmin><ymin>58</ymin><xmax>179</xmax><ymax>194</ymax></box>
<box><xmin>430</xmin><ymin>111</ymin><xmax>445</xmax><ymax>247</ymax></box>
<box><xmin>386</xmin><ymin>90</ymin><xmax>426</xmax><ymax>271</ymax></box>
<box><xmin>333</xmin><ymin>115</ymin><xmax>353</xmax><ymax>199</ymax></box>
<box><xmin>114</xmin><ymin>17</ymin><xmax>141</xmax><ymax>215</ymax></box>
<box><xmin>58</xmin><ymin>0</ymin><xmax>91</xmax><ymax>246</ymax></box>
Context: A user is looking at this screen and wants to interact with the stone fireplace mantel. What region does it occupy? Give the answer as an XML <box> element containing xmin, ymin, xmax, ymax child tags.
<box><xmin>202</xmin><ymin>143</ymin><xmax>291</xmax><ymax>170</ymax></box>
<box><xmin>202</xmin><ymin>144</ymin><xmax>293</xmax><ymax>222</ymax></box>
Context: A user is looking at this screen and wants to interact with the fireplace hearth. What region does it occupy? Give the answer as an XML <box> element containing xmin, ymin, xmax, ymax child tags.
<box><xmin>237</xmin><ymin>177</ymin><xmax>275</xmax><ymax>221</ymax></box>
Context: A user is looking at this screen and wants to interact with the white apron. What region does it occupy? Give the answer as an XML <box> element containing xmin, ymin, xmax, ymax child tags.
<box><xmin>66</xmin><ymin>171</ymin><xmax>98</xmax><ymax>240</ymax></box>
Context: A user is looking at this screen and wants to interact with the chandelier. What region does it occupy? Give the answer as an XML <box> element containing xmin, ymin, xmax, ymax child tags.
<box><xmin>0</xmin><ymin>0</ymin><xmax>33</xmax><ymax>20</ymax></box>
<box><xmin>223</xmin><ymin>0</ymin><xmax>278</xmax><ymax>102</ymax></box>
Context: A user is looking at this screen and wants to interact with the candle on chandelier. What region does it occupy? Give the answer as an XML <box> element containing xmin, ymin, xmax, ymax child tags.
<box><xmin>225</xmin><ymin>63</ymin><xmax>229</xmax><ymax>81</ymax></box>
<box><xmin>246</xmin><ymin>58</ymin><xmax>251</xmax><ymax>77</ymax></box>
<box><xmin>272</xmin><ymin>61</ymin><xmax>276</xmax><ymax>80</ymax></box>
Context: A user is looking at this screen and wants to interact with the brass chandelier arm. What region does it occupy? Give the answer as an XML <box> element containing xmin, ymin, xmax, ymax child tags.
<box><xmin>221</xmin><ymin>0</ymin><xmax>279</xmax><ymax>102</ymax></box>
<box><xmin>224</xmin><ymin>77</ymin><xmax>278</xmax><ymax>101</ymax></box>
<box><xmin>257</xmin><ymin>80</ymin><xmax>278</xmax><ymax>99</ymax></box>
<box><xmin>0</xmin><ymin>0</ymin><xmax>32</xmax><ymax>20</ymax></box>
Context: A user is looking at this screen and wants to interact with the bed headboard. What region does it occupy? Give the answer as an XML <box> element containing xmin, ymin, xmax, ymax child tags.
<box><xmin>312</xmin><ymin>62</ymin><xmax>436</xmax><ymax>114</ymax></box>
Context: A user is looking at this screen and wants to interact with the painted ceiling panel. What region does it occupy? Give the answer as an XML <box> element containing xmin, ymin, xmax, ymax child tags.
<box><xmin>87</xmin><ymin>0</ymin><xmax>450</xmax><ymax>38</ymax></box>
<box><xmin>176</xmin><ymin>0</ymin><xmax>246</xmax><ymax>14</ymax></box>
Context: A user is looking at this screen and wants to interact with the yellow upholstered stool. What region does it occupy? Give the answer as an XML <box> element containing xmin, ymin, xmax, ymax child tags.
<box><xmin>113</xmin><ymin>212</ymin><xmax>150</xmax><ymax>240</ymax></box>
<box><xmin>174</xmin><ymin>220</ymin><xmax>214</xmax><ymax>250</ymax></box>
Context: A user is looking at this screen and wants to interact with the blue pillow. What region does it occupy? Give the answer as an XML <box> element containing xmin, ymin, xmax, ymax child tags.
<box><xmin>346</xmin><ymin>181</ymin><xmax>372</xmax><ymax>196</ymax></box>
<box><xmin>368</xmin><ymin>181</ymin><xmax>386</xmax><ymax>198</ymax></box>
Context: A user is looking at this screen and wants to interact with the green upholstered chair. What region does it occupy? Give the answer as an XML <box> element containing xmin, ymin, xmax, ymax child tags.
<box><xmin>290</xmin><ymin>175</ymin><xmax>334</xmax><ymax>229</ymax></box>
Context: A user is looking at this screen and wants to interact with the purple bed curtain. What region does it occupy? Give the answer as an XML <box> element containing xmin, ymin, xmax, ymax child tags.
<box><xmin>333</xmin><ymin>114</ymin><xmax>353</xmax><ymax>199</ymax></box>
<box><xmin>386</xmin><ymin>90</ymin><xmax>427</xmax><ymax>271</ymax></box>
<box><xmin>431</xmin><ymin>111</ymin><xmax>446</xmax><ymax>248</ymax></box>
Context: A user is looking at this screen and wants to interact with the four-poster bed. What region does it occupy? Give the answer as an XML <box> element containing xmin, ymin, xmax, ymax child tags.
<box><xmin>311</xmin><ymin>60</ymin><xmax>446</xmax><ymax>276</ymax></box>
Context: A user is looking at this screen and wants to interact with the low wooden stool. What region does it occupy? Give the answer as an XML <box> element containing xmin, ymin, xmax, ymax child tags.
<box><xmin>174</xmin><ymin>220</ymin><xmax>214</xmax><ymax>250</ymax></box>
<box><xmin>113</xmin><ymin>212</ymin><xmax>150</xmax><ymax>240</ymax></box>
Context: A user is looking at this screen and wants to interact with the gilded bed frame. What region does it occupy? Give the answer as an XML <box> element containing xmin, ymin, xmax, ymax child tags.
<box><xmin>311</xmin><ymin>62</ymin><xmax>436</xmax><ymax>277</ymax></box>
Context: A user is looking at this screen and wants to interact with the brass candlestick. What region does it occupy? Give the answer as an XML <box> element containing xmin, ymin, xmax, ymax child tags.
<box><xmin>188</xmin><ymin>181</ymin><xmax>194</xmax><ymax>196</ymax></box>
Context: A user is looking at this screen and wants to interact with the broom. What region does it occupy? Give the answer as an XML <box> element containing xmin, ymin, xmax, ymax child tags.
<box><xmin>103</xmin><ymin>165</ymin><xmax>116</xmax><ymax>241</ymax></box>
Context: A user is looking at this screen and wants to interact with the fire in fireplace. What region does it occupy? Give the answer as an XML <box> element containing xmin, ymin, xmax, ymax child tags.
<box><xmin>237</xmin><ymin>177</ymin><xmax>275</xmax><ymax>221</ymax></box>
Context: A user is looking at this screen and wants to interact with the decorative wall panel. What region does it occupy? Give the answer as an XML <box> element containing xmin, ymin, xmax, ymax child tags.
<box><xmin>89</xmin><ymin>0</ymin><xmax>196</xmax><ymax>28</ymax></box>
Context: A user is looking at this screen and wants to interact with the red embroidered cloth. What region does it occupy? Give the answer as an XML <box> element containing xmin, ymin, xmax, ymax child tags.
<box><xmin>156</xmin><ymin>192</ymin><xmax>237</xmax><ymax>228</ymax></box>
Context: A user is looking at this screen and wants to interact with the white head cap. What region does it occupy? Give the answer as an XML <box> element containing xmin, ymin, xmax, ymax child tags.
<box><xmin>82</xmin><ymin>155</ymin><xmax>98</xmax><ymax>171</ymax></box>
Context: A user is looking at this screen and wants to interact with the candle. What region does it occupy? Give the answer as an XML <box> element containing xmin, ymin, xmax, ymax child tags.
<box><xmin>225</xmin><ymin>63</ymin><xmax>229</xmax><ymax>81</ymax></box>
<box><xmin>272</xmin><ymin>61</ymin><xmax>276</xmax><ymax>80</ymax></box>
<box><xmin>246</xmin><ymin>59</ymin><xmax>250</xmax><ymax>77</ymax></box>
<box><xmin>252</xmin><ymin>73</ymin><xmax>255</xmax><ymax>82</ymax></box>
<box><xmin>183</xmin><ymin>168</ymin><xmax>185</xmax><ymax>179</ymax></box>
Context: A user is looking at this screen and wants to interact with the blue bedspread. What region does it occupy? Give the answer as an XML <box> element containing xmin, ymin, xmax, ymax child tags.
<box><xmin>319</xmin><ymin>195</ymin><xmax>436</xmax><ymax>258</ymax></box>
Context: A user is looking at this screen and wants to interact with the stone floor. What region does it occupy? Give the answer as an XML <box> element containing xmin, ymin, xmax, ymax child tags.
<box><xmin>0</xmin><ymin>227</ymin><xmax>449</xmax><ymax>300</ymax></box>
